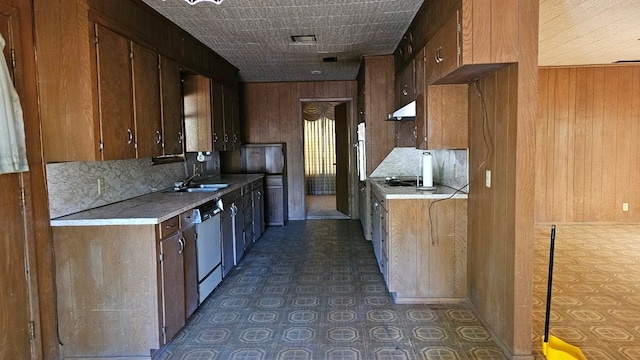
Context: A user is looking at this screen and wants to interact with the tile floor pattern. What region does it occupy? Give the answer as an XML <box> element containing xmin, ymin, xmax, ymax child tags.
<box><xmin>531</xmin><ymin>224</ymin><xmax>640</xmax><ymax>360</ymax></box>
<box><xmin>159</xmin><ymin>220</ymin><xmax>506</xmax><ymax>360</ymax></box>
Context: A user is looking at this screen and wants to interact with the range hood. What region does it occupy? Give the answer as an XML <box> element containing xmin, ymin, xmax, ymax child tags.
<box><xmin>387</xmin><ymin>100</ymin><xmax>416</xmax><ymax>121</ymax></box>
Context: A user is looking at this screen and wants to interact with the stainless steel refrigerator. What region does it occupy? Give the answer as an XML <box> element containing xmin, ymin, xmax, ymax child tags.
<box><xmin>221</xmin><ymin>143</ymin><xmax>288</xmax><ymax>226</ymax></box>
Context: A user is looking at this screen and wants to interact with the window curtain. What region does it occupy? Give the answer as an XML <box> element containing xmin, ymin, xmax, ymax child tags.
<box><xmin>304</xmin><ymin>102</ymin><xmax>339</xmax><ymax>195</ymax></box>
<box><xmin>0</xmin><ymin>34</ymin><xmax>28</xmax><ymax>174</ymax></box>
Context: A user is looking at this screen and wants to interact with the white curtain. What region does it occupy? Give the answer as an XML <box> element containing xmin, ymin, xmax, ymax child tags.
<box><xmin>304</xmin><ymin>102</ymin><xmax>338</xmax><ymax>195</ymax></box>
<box><xmin>0</xmin><ymin>33</ymin><xmax>28</xmax><ymax>174</ymax></box>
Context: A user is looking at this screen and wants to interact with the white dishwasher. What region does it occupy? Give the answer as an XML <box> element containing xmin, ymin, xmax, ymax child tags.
<box><xmin>194</xmin><ymin>198</ymin><xmax>223</xmax><ymax>303</ymax></box>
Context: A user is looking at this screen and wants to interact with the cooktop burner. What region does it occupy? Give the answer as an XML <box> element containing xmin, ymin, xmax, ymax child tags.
<box><xmin>384</xmin><ymin>178</ymin><xmax>418</xmax><ymax>187</ymax></box>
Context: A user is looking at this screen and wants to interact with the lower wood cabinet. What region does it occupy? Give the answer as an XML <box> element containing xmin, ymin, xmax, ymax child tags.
<box><xmin>370</xmin><ymin>187</ymin><xmax>467</xmax><ymax>303</ymax></box>
<box><xmin>265</xmin><ymin>174</ymin><xmax>287</xmax><ymax>226</ymax></box>
<box><xmin>52</xmin><ymin>210</ymin><xmax>198</xmax><ymax>359</ymax></box>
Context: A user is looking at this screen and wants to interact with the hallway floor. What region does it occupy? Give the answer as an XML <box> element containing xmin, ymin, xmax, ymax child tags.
<box><xmin>158</xmin><ymin>220</ymin><xmax>506</xmax><ymax>360</ymax></box>
<box><xmin>306</xmin><ymin>195</ymin><xmax>350</xmax><ymax>219</ymax></box>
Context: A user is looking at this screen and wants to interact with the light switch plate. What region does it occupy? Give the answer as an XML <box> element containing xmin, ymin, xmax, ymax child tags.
<box><xmin>485</xmin><ymin>170</ymin><xmax>491</xmax><ymax>188</ymax></box>
<box><xmin>623</xmin><ymin>203</ymin><xmax>629</xmax><ymax>212</ymax></box>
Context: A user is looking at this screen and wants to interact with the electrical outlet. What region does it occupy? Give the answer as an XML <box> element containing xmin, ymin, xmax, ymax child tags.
<box><xmin>97</xmin><ymin>178</ymin><xmax>105</xmax><ymax>195</ymax></box>
<box><xmin>485</xmin><ymin>170</ymin><xmax>491</xmax><ymax>188</ymax></box>
<box><xmin>453</xmin><ymin>164</ymin><xmax>458</xmax><ymax>178</ymax></box>
<box><xmin>623</xmin><ymin>203</ymin><xmax>629</xmax><ymax>212</ymax></box>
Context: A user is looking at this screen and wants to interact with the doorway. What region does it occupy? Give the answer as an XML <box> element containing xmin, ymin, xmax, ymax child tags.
<box><xmin>303</xmin><ymin>101</ymin><xmax>350</xmax><ymax>219</ymax></box>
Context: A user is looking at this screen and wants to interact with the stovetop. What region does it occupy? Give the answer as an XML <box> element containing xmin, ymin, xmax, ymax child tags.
<box><xmin>383</xmin><ymin>178</ymin><xmax>418</xmax><ymax>187</ymax></box>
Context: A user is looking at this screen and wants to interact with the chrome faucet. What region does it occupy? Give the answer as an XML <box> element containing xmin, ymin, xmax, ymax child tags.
<box><xmin>175</xmin><ymin>173</ymin><xmax>200</xmax><ymax>190</ymax></box>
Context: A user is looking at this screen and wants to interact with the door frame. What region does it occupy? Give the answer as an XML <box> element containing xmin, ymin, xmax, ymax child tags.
<box><xmin>299</xmin><ymin>97</ymin><xmax>357</xmax><ymax>219</ymax></box>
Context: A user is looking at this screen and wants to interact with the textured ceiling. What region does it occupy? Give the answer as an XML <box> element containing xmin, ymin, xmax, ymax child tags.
<box><xmin>141</xmin><ymin>0</ymin><xmax>424</xmax><ymax>82</ymax></box>
<box><xmin>141</xmin><ymin>0</ymin><xmax>640</xmax><ymax>83</ymax></box>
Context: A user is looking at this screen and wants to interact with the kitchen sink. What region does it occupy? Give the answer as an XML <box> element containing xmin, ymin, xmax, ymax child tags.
<box><xmin>163</xmin><ymin>183</ymin><xmax>229</xmax><ymax>193</ymax></box>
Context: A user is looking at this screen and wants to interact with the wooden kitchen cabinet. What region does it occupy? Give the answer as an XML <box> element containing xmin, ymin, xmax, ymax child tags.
<box><xmin>95</xmin><ymin>24</ymin><xmax>137</xmax><ymax>160</ymax></box>
<box><xmin>52</xmin><ymin>209</ymin><xmax>200</xmax><ymax>359</ymax></box>
<box><xmin>394</xmin><ymin>59</ymin><xmax>415</xmax><ymax>110</ymax></box>
<box><xmin>224</xmin><ymin>86</ymin><xmax>242</xmax><ymax>150</ymax></box>
<box><xmin>369</xmin><ymin>183</ymin><xmax>467</xmax><ymax>303</ymax></box>
<box><xmin>160</xmin><ymin>55</ymin><xmax>184</xmax><ymax>156</ymax></box>
<box><xmin>132</xmin><ymin>42</ymin><xmax>163</xmax><ymax>158</ymax></box>
<box><xmin>252</xmin><ymin>180</ymin><xmax>265</xmax><ymax>240</ymax></box>
<box><xmin>183</xmin><ymin>74</ymin><xmax>213</xmax><ymax>152</ymax></box>
<box><xmin>159</xmin><ymin>230</ymin><xmax>186</xmax><ymax>341</ymax></box>
<box><xmin>386</xmin><ymin>198</ymin><xmax>467</xmax><ymax>303</ymax></box>
<box><xmin>265</xmin><ymin>175</ymin><xmax>287</xmax><ymax>226</ymax></box>
<box><xmin>426</xmin><ymin>1</ymin><xmax>517</xmax><ymax>85</ymax></box>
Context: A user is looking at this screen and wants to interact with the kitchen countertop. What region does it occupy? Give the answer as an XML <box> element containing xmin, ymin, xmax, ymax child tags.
<box><xmin>50</xmin><ymin>174</ymin><xmax>264</xmax><ymax>227</ymax></box>
<box><xmin>369</xmin><ymin>178</ymin><xmax>468</xmax><ymax>200</ymax></box>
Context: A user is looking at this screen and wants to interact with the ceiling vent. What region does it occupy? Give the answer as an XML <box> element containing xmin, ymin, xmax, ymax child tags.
<box><xmin>322</xmin><ymin>56</ymin><xmax>338</xmax><ymax>63</ymax></box>
<box><xmin>290</xmin><ymin>35</ymin><xmax>316</xmax><ymax>43</ymax></box>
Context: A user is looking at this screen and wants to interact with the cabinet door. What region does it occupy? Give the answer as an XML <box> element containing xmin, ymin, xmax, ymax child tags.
<box><xmin>182</xmin><ymin>226</ymin><xmax>198</xmax><ymax>318</ymax></box>
<box><xmin>414</xmin><ymin>48</ymin><xmax>427</xmax><ymax>149</ymax></box>
<box><xmin>427</xmin><ymin>11</ymin><xmax>459</xmax><ymax>84</ymax></box>
<box><xmin>394</xmin><ymin>60</ymin><xmax>414</xmax><ymax>110</ymax></box>
<box><xmin>160</xmin><ymin>231</ymin><xmax>186</xmax><ymax>342</ymax></box>
<box><xmin>211</xmin><ymin>81</ymin><xmax>225</xmax><ymax>151</ymax></box>
<box><xmin>220</xmin><ymin>195</ymin><xmax>235</xmax><ymax>277</ymax></box>
<box><xmin>95</xmin><ymin>24</ymin><xmax>136</xmax><ymax>160</ymax></box>
<box><xmin>233</xmin><ymin>201</ymin><xmax>245</xmax><ymax>263</ymax></box>
<box><xmin>160</xmin><ymin>55</ymin><xmax>184</xmax><ymax>156</ymax></box>
<box><xmin>252</xmin><ymin>186</ymin><xmax>264</xmax><ymax>241</ymax></box>
<box><xmin>132</xmin><ymin>42</ymin><xmax>163</xmax><ymax>158</ymax></box>
<box><xmin>222</xmin><ymin>86</ymin><xmax>241</xmax><ymax>150</ymax></box>
<box><xmin>183</xmin><ymin>74</ymin><xmax>213</xmax><ymax>152</ymax></box>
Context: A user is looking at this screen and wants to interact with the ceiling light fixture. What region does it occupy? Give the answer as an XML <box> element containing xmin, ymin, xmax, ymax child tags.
<box><xmin>291</xmin><ymin>35</ymin><xmax>316</xmax><ymax>43</ymax></box>
<box><xmin>181</xmin><ymin>0</ymin><xmax>224</xmax><ymax>4</ymax></box>
<box><xmin>310</xmin><ymin>70</ymin><xmax>322</xmax><ymax>75</ymax></box>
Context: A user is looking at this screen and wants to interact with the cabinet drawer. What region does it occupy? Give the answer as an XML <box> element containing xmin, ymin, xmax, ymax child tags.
<box><xmin>265</xmin><ymin>175</ymin><xmax>283</xmax><ymax>187</ymax></box>
<box><xmin>160</xmin><ymin>216</ymin><xmax>180</xmax><ymax>238</ymax></box>
<box><xmin>180</xmin><ymin>209</ymin><xmax>197</xmax><ymax>229</ymax></box>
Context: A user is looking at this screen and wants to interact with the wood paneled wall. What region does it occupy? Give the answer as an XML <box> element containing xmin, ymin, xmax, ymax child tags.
<box><xmin>536</xmin><ymin>65</ymin><xmax>640</xmax><ymax>223</ymax></box>
<box><xmin>466</xmin><ymin>2</ymin><xmax>538</xmax><ymax>352</ymax></box>
<box><xmin>241</xmin><ymin>81</ymin><xmax>358</xmax><ymax>220</ymax></box>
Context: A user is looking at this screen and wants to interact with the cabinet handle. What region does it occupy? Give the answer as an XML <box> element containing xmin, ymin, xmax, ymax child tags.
<box><xmin>178</xmin><ymin>238</ymin><xmax>185</xmax><ymax>254</ymax></box>
<box><xmin>224</xmin><ymin>134</ymin><xmax>229</xmax><ymax>143</ymax></box>
<box><xmin>257</xmin><ymin>190</ymin><xmax>262</xmax><ymax>199</ymax></box>
<box><xmin>178</xmin><ymin>131</ymin><xmax>183</xmax><ymax>144</ymax></box>
<box><xmin>214</xmin><ymin>132</ymin><xmax>218</xmax><ymax>143</ymax></box>
<box><xmin>435</xmin><ymin>47</ymin><xmax>443</xmax><ymax>64</ymax></box>
<box><xmin>233</xmin><ymin>134</ymin><xmax>238</xmax><ymax>143</ymax></box>
<box><xmin>127</xmin><ymin>129</ymin><xmax>133</xmax><ymax>144</ymax></box>
<box><xmin>412</xmin><ymin>126</ymin><xmax>417</xmax><ymax>139</ymax></box>
<box><xmin>156</xmin><ymin>130</ymin><xmax>162</xmax><ymax>144</ymax></box>
<box><xmin>166</xmin><ymin>224</ymin><xmax>175</xmax><ymax>229</ymax></box>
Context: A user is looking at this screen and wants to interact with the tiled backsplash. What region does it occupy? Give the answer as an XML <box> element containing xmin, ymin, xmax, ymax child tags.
<box><xmin>370</xmin><ymin>147</ymin><xmax>469</xmax><ymax>190</ymax></box>
<box><xmin>46</xmin><ymin>158</ymin><xmax>184</xmax><ymax>218</ymax></box>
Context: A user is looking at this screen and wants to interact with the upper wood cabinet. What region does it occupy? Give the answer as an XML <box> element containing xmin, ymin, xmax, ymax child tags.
<box><xmin>132</xmin><ymin>42</ymin><xmax>163</xmax><ymax>158</ymax></box>
<box><xmin>394</xmin><ymin>59</ymin><xmax>415</xmax><ymax>110</ymax></box>
<box><xmin>160</xmin><ymin>56</ymin><xmax>184</xmax><ymax>156</ymax></box>
<box><xmin>34</xmin><ymin>0</ymin><xmax>237</xmax><ymax>162</ymax></box>
<box><xmin>212</xmin><ymin>81</ymin><xmax>225</xmax><ymax>151</ymax></box>
<box><xmin>94</xmin><ymin>24</ymin><xmax>137</xmax><ymax>160</ymax></box>
<box><xmin>223</xmin><ymin>86</ymin><xmax>241</xmax><ymax>150</ymax></box>
<box><xmin>426</xmin><ymin>1</ymin><xmax>518</xmax><ymax>85</ymax></box>
<box><xmin>183</xmin><ymin>74</ymin><xmax>213</xmax><ymax>152</ymax></box>
<box><xmin>356</xmin><ymin>56</ymin><xmax>395</xmax><ymax>176</ymax></box>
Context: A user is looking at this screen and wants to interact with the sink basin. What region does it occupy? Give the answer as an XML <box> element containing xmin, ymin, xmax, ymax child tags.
<box><xmin>163</xmin><ymin>183</ymin><xmax>229</xmax><ymax>193</ymax></box>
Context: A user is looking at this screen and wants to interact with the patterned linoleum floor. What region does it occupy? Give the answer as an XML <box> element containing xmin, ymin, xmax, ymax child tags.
<box><xmin>531</xmin><ymin>224</ymin><xmax>640</xmax><ymax>360</ymax></box>
<box><xmin>158</xmin><ymin>220</ymin><xmax>506</xmax><ymax>360</ymax></box>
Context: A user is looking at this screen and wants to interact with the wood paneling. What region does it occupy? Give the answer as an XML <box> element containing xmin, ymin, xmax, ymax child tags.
<box><xmin>536</xmin><ymin>65</ymin><xmax>640</xmax><ymax>223</ymax></box>
<box><xmin>1</xmin><ymin>0</ymin><xmax>53</xmax><ymax>358</ymax></box>
<box><xmin>241</xmin><ymin>81</ymin><xmax>358</xmax><ymax>220</ymax></box>
<box><xmin>468</xmin><ymin>63</ymin><xmax>536</xmax><ymax>359</ymax></box>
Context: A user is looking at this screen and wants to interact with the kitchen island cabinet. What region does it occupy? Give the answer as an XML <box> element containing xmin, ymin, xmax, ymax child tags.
<box><xmin>370</xmin><ymin>180</ymin><xmax>467</xmax><ymax>303</ymax></box>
